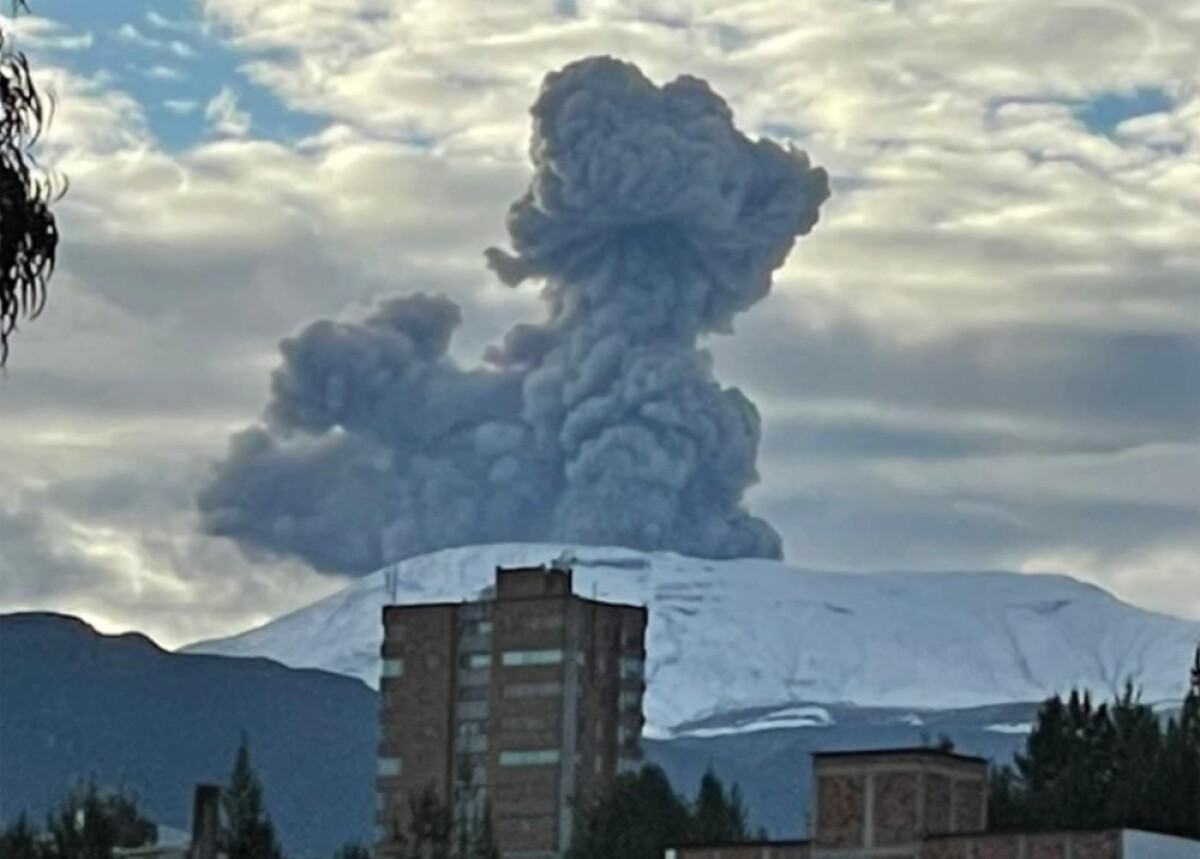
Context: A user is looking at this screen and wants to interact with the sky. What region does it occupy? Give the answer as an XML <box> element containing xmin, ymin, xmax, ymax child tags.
<box><xmin>0</xmin><ymin>0</ymin><xmax>1197</xmax><ymax>649</ymax></box>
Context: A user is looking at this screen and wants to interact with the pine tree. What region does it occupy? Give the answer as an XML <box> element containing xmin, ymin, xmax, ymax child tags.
<box><xmin>990</xmin><ymin>649</ymin><xmax>1200</xmax><ymax>837</ymax></box>
<box><xmin>0</xmin><ymin>813</ymin><xmax>42</xmax><ymax>859</ymax></box>
<box><xmin>43</xmin><ymin>781</ymin><xmax>155</xmax><ymax>859</ymax></box>
<box><xmin>398</xmin><ymin>785</ymin><xmax>453</xmax><ymax>859</ymax></box>
<box><xmin>567</xmin><ymin>765</ymin><xmax>757</xmax><ymax>859</ymax></box>
<box><xmin>568</xmin><ymin>767</ymin><xmax>692</xmax><ymax>859</ymax></box>
<box><xmin>332</xmin><ymin>842</ymin><xmax>372</xmax><ymax>859</ymax></box>
<box><xmin>223</xmin><ymin>735</ymin><xmax>284</xmax><ymax>859</ymax></box>
<box><xmin>691</xmin><ymin>770</ymin><xmax>750</xmax><ymax>844</ymax></box>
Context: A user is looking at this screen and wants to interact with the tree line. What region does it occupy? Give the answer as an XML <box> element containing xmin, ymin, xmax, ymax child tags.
<box><xmin>0</xmin><ymin>736</ymin><xmax>343</xmax><ymax>859</ymax></box>
<box><xmin>566</xmin><ymin>766</ymin><xmax>759</xmax><ymax>859</ymax></box>
<box><xmin>989</xmin><ymin>647</ymin><xmax>1200</xmax><ymax>838</ymax></box>
<box><xmin>5</xmin><ymin>651</ymin><xmax>1196</xmax><ymax>857</ymax></box>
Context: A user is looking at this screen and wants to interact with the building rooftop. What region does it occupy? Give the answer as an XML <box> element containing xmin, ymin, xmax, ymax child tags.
<box><xmin>812</xmin><ymin>746</ymin><xmax>989</xmax><ymax>766</ymax></box>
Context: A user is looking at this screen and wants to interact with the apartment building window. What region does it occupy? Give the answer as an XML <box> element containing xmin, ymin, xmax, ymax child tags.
<box><xmin>382</xmin><ymin>658</ymin><xmax>405</xmax><ymax>679</ymax></box>
<box><xmin>463</xmin><ymin>619</ymin><xmax>493</xmax><ymax>637</ymax></box>
<box><xmin>618</xmin><ymin>690</ymin><xmax>641</xmax><ymax>709</ymax></box>
<box><xmin>500</xmin><ymin>714</ymin><xmax>555</xmax><ymax>732</ymax></box>
<box><xmin>502</xmin><ymin>681</ymin><xmax>564</xmax><ymax>698</ymax></box>
<box><xmin>457</xmin><ymin>699</ymin><xmax>489</xmax><ymax>720</ymax></box>
<box><xmin>524</xmin><ymin>614</ymin><xmax>564</xmax><ymax>631</ymax></box>
<box><xmin>617</xmin><ymin>757</ymin><xmax>640</xmax><ymax>774</ymax></box>
<box><xmin>461</xmin><ymin>652</ymin><xmax>492</xmax><ymax>670</ymax></box>
<box><xmin>618</xmin><ymin>656</ymin><xmax>644</xmax><ymax>681</ymax></box>
<box><xmin>457</xmin><ymin>720</ymin><xmax>487</xmax><ymax>737</ymax></box>
<box><xmin>499</xmin><ymin>749</ymin><xmax>561</xmax><ymax>767</ymax></box>
<box><xmin>458</xmin><ymin>734</ymin><xmax>488</xmax><ymax>753</ymax></box>
<box><xmin>501</xmin><ymin>648</ymin><xmax>564</xmax><ymax>667</ymax></box>
<box><xmin>377</xmin><ymin>757</ymin><xmax>402</xmax><ymax>777</ymax></box>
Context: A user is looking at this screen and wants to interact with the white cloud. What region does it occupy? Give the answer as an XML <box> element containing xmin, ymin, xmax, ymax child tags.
<box><xmin>1</xmin><ymin>0</ymin><xmax>1198</xmax><ymax>645</ymax></box>
<box><xmin>204</xmin><ymin>86</ymin><xmax>251</xmax><ymax>136</ymax></box>
<box><xmin>4</xmin><ymin>15</ymin><xmax>93</xmax><ymax>51</ymax></box>
<box><xmin>164</xmin><ymin>99</ymin><xmax>200</xmax><ymax>115</ymax></box>
<box><xmin>140</xmin><ymin>64</ymin><xmax>185</xmax><ymax>81</ymax></box>
<box><xmin>116</xmin><ymin>22</ymin><xmax>198</xmax><ymax>58</ymax></box>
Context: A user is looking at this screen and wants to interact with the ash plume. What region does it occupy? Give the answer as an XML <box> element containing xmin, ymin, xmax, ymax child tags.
<box><xmin>198</xmin><ymin>56</ymin><xmax>830</xmax><ymax>575</ymax></box>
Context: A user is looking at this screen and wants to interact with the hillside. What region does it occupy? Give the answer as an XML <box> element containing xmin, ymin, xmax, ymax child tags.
<box><xmin>0</xmin><ymin>613</ymin><xmax>1039</xmax><ymax>841</ymax></box>
<box><xmin>186</xmin><ymin>544</ymin><xmax>1200</xmax><ymax>734</ymax></box>
<box><xmin>0</xmin><ymin>613</ymin><xmax>377</xmax><ymax>857</ymax></box>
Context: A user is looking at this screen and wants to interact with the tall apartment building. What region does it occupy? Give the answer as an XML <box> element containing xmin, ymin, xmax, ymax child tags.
<box><xmin>377</xmin><ymin>563</ymin><xmax>648</xmax><ymax>859</ymax></box>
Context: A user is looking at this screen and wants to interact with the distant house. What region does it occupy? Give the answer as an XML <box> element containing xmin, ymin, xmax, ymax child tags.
<box><xmin>667</xmin><ymin>747</ymin><xmax>1200</xmax><ymax>859</ymax></box>
<box><xmin>114</xmin><ymin>785</ymin><xmax>222</xmax><ymax>859</ymax></box>
<box><xmin>113</xmin><ymin>825</ymin><xmax>190</xmax><ymax>859</ymax></box>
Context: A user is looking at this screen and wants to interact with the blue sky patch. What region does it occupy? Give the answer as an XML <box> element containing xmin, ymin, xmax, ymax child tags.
<box><xmin>1074</xmin><ymin>87</ymin><xmax>1174</xmax><ymax>139</ymax></box>
<box><xmin>24</xmin><ymin>0</ymin><xmax>324</xmax><ymax>150</ymax></box>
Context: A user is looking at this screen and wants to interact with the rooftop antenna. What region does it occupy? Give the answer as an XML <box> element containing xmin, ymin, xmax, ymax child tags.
<box><xmin>384</xmin><ymin>566</ymin><xmax>399</xmax><ymax>605</ymax></box>
<box><xmin>553</xmin><ymin>548</ymin><xmax>576</xmax><ymax>570</ymax></box>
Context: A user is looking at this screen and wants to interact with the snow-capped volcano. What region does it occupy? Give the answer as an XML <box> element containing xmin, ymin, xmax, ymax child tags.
<box><xmin>184</xmin><ymin>544</ymin><xmax>1199</xmax><ymax>735</ymax></box>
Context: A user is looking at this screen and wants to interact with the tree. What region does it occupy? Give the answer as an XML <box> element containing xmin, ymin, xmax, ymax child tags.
<box><xmin>691</xmin><ymin>770</ymin><xmax>750</xmax><ymax>844</ymax></box>
<box><xmin>223</xmin><ymin>735</ymin><xmax>284</xmax><ymax>859</ymax></box>
<box><xmin>0</xmin><ymin>813</ymin><xmax>43</xmax><ymax>859</ymax></box>
<box><xmin>383</xmin><ymin>786</ymin><xmax>500</xmax><ymax>859</ymax></box>
<box><xmin>567</xmin><ymin>765</ymin><xmax>757</xmax><ymax>859</ymax></box>
<box><xmin>392</xmin><ymin>785</ymin><xmax>452</xmax><ymax>859</ymax></box>
<box><xmin>332</xmin><ymin>842</ymin><xmax>372</xmax><ymax>859</ymax></box>
<box><xmin>43</xmin><ymin>781</ymin><xmax>155</xmax><ymax>859</ymax></box>
<box><xmin>990</xmin><ymin>650</ymin><xmax>1200</xmax><ymax>838</ymax></box>
<box><xmin>0</xmin><ymin>0</ymin><xmax>60</xmax><ymax>366</ymax></box>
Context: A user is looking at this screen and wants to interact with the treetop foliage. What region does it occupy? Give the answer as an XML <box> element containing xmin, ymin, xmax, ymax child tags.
<box><xmin>567</xmin><ymin>765</ymin><xmax>758</xmax><ymax>859</ymax></box>
<box><xmin>990</xmin><ymin>648</ymin><xmax>1200</xmax><ymax>839</ymax></box>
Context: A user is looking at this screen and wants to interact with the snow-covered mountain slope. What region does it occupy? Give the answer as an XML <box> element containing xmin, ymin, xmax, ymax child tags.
<box><xmin>185</xmin><ymin>544</ymin><xmax>1199</xmax><ymax>734</ymax></box>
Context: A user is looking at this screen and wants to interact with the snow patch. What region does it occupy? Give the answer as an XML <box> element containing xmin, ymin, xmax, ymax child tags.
<box><xmin>986</xmin><ymin>722</ymin><xmax>1034</xmax><ymax>735</ymax></box>
<box><xmin>184</xmin><ymin>543</ymin><xmax>1200</xmax><ymax>735</ymax></box>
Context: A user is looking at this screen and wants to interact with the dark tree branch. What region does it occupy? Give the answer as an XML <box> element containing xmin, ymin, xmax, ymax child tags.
<box><xmin>0</xmin><ymin>1</ymin><xmax>62</xmax><ymax>367</ymax></box>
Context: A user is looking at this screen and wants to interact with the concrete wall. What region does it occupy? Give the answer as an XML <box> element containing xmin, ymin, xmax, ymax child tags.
<box><xmin>922</xmin><ymin>830</ymin><xmax>1124</xmax><ymax>859</ymax></box>
<box><xmin>669</xmin><ymin>844</ymin><xmax>812</xmax><ymax>859</ymax></box>
<box><xmin>812</xmin><ymin>750</ymin><xmax>989</xmax><ymax>858</ymax></box>
<box><xmin>1123</xmin><ymin>831</ymin><xmax>1200</xmax><ymax>859</ymax></box>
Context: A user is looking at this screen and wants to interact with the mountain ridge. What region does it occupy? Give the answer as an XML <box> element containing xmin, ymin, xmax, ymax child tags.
<box><xmin>185</xmin><ymin>543</ymin><xmax>1199</xmax><ymax>734</ymax></box>
<box><xmin>0</xmin><ymin>612</ymin><xmax>378</xmax><ymax>857</ymax></box>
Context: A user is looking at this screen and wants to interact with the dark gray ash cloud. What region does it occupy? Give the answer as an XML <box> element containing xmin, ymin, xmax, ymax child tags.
<box><xmin>198</xmin><ymin>56</ymin><xmax>830</xmax><ymax>575</ymax></box>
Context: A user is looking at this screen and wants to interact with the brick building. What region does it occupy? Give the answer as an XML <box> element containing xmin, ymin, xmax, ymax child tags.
<box><xmin>668</xmin><ymin>748</ymin><xmax>1199</xmax><ymax>859</ymax></box>
<box><xmin>377</xmin><ymin>563</ymin><xmax>647</xmax><ymax>859</ymax></box>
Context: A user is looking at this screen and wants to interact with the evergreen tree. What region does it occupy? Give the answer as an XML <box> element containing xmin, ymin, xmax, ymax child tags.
<box><xmin>0</xmin><ymin>813</ymin><xmax>43</xmax><ymax>859</ymax></box>
<box><xmin>1155</xmin><ymin>647</ymin><xmax>1200</xmax><ymax>838</ymax></box>
<box><xmin>990</xmin><ymin>650</ymin><xmax>1200</xmax><ymax>838</ymax></box>
<box><xmin>43</xmin><ymin>781</ymin><xmax>155</xmax><ymax>859</ymax></box>
<box><xmin>396</xmin><ymin>785</ymin><xmax>453</xmax><ymax>859</ymax></box>
<box><xmin>332</xmin><ymin>842</ymin><xmax>372</xmax><ymax>859</ymax></box>
<box><xmin>568</xmin><ymin>765</ymin><xmax>757</xmax><ymax>859</ymax></box>
<box><xmin>223</xmin><ymin>735</ymin><xmax>283</xmax><ymax>859</ymax></box>
<box><xmin>690</xmin><ymin>770</ymin><xmax>750</xmax><ymax>844</ymax></box>
<box><xmin>568</xmin><ymin>766</ymin><xmax>692</xmax><ymax>859</ymax></box>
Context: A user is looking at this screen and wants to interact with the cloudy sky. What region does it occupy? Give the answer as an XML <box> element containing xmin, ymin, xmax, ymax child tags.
<box><xmin>1</xmin><ymin>0</ymin><xmax>1197</xmax><ymax>648</ymax></box>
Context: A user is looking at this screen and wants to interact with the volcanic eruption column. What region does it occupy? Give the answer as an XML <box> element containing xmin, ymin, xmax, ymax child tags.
<box><xmin>199</xmin><ymin>57</ymin><xmax>830</xmax><ymax>575</ymax></box>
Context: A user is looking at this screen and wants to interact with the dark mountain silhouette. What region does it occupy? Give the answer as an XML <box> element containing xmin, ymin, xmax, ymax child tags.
<box><xmin>0</xmin><ymin>613</ymin><xmax>377</xmax><ymax>857</ymax></box>
<box><xmin>0</xmin><ymin>612</ymin><xmax>1035</xmax><ymax>850</ymax></box>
